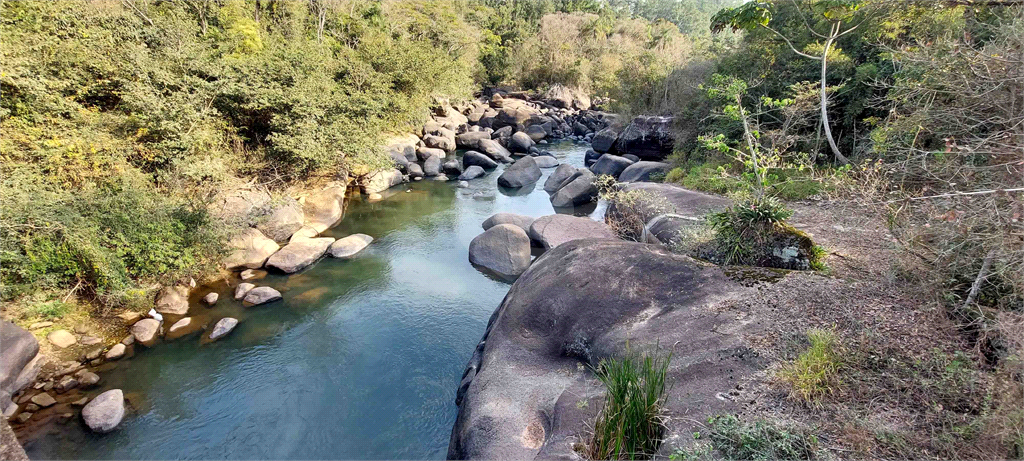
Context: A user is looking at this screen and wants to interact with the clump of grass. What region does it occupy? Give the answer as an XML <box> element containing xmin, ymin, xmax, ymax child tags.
<box><xmin>703</xmin><ymin>414</ymin><xmax>819</xmax><ymax>460</ymax></box>
<box><xmin>586</xmin><ymin>350</ymin><xmax>671</xmax><ymax>460</ymax></box>
<box><xmin>779</xmin><ymin>328</ymin><xmax>842</xmax><ymax>403</ymax></box>
<box><xmin>703</xmin><ymin>195</ymin><xmax>821</xmax><ymax>271</ymax></box>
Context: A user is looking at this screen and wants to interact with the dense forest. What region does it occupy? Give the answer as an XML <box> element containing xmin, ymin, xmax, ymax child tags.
<box><xmin>1</xmin><ymin>1</ymin><xmax>1021</xmax><ymax>456</ymax></box>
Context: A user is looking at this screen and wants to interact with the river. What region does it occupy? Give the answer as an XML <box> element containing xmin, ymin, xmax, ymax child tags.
<box><xmin>25</xmin><ymin>140</ymin><xmax>598</xmax><ymax>460</ymax></box>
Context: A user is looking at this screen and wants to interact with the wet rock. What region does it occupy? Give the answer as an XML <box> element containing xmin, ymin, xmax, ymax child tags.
<box><xmin>72</xmin><ymin>397</ymin><xmax>89</xmax><ymax>406</ymax></box>
<box><xmin>423</xmin><ymin>134</ymin><xmax>455</xmax><ymax>153</ymax></box>
<box><xmin>462</xmin><ymin>151</ymin><xmax>499</xmax><ymax>170</ymax></box>
<box><xmin>47</xmin><ymin>330</ymin><xmax>76</xmax><ymax>349</ymax></box>
<box><xmin>328</xmin><ymin>234</ymin><xmax>374</xmax><ymax>259</ymax></box>
<box><xmin>417</xmin><ymin>146</ymin><xmax>447</xmax><ymax>161</ymax></box>
<box><xmin>509</xmin><ymin>131</ymin><xmax>534</xmax><ymax>154</ymax></box>
<box><xmin>469</xmin><ymin>224</ymin><xmax>532</xmax><ymax>280</ymax></box>
<box><xmin>458</xmin><ymin>166</ymin><xmax>486</xmax><ymax>181</ymax></box>
<box><xmin>14</xmin><ymin>412</ymin><xmax>31</xmax><ymax>423</ymax></box>
<box><xmin>243</xmin><ymin>287</ymin><xmax>282</xmax><ymax>307</ymax></box>
<box><xmin>526</xmin><ymin>125</ymin><xmax>547</xmax><ymax>142</ymax></box>
<box><xmin>23</xmin><ymin>403</ymin><xmax>39</xmax><ymax>412</ymax></box>
<box><xmin>618</xmin><ymin>161</ymin><xmax>671</xmax><ymax>182</ymax></box>
<box><xmin>78</xmin><ymin>372</ymin><xmax>100</xmax><ymax>388</ymax></box>
<box><xmin>121</xmin><ymin>335</ymin><xmax>135</xmax><ymax>346</ymax></box>
<box><xmin>457</xmin><ymin>181</ymin><xmax>470</xmax><ymax>188</ymax></box>
<box><xmin>590</xmin><ymin>154</ymin><xmax>635</xmax><ymax>179</ymax></box>
<box><xmin>442</xmin><ymin>158</ymin><xmax>464</xmax><ymax>176</ymax></box>
<box><xmin>167</xmin><ymin>318</ymin><xmax>193</xmax><ymax>339</ymax></box>
<box><xmin>239</xmin><ymin>269</ymin><xmax>266</xmax><ymax>281</ymax></box>
<box><xmin>234</xmin><ymin>283</ymin><xmax>256</xmax><ymax>300</ymax></box>
<box><xmin>203</xmin><ymin>293</ymin><xmax>219</xmax><ymax>306</ymax></box>
<box><xmin>29</xmin><ymin>393</ymin><xmax>55</xmax><ymax>408</ymax></box>
<box><xmin>407</xmin><ymin>162</ymin><xmax>424</xmax><ymax>179</ymax></box>
<box><xmin>54</xmin><ymin>375</ymin><xmax>78</xmax><ymax>393</ymax></box>
<box><xmin>223</xmin><ymin>228</ymin><xmax>280</xmax><ymax>271</ymax></box>
<box><xmin>456</xmin><ymin>131</ymin><xmax>491</xmax><ymax>149</ymax></box>
<box><xmin>528</xmin><ymin>214</ymin><xmax>616</xmax><ymax>249</ymax></box>
<box><xmin>85</xmin><ymin>347</ymin><xmax>104</xmax><ymax>361</ymax></box>
<box><xmin>481</xmin><ymin>213</ymin><xmax>535</xmax><ymax>233</ymax></box>
<box><xmin>423</xmin><ymin>155</ymin><xmax>441</xmax><ymax>177</ymax></box>
<box><xmin>497</xmin><ymin>156</ymin><xmax>542</xmax><ymax>189</ymax></box>
<box><xmin>209</xmin><ymin>318</ymin><xmax>239</xmax><ymax>341</ymax></box>
<box><xmin>1</xmin><ymin>321</ymin><xmax>39</xmax><ymax>412</ymax></box>
<box><xmin>154</xmin><ymin>285</ymin><xmax>190</xmax><ymax>316</ymax></box>
<box><xmin>105</xmin><ymin>344</ymin><xmax>126</xmax><ymax>361</ymax></box>
<box><xmin>265</xmin><ymin>237</ymin><xmax>335</xmax><ymax>274</ymax></box>
<box><xmin>130</xmin><ymin>319</ymin><xmax>161</xmax><ymax>347</ymax></box>
<box><xmin>82</xmin><ymin>389</ymin><xmax>125</xmax><ymax>433</ymax></box>
<box><xmin>550</xmin><ymin>170</ymin><xmax>598</xmax><ymax>208</ymax></box>
<box><xmin>543</xmin><ymin>164</ymin><xmax>578</xmax><ymax>193</ymax></box>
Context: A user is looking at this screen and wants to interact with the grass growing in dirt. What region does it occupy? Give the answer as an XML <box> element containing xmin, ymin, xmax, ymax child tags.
<box><xmin>702</xmin><ymin>196</ymin><xmax>824</xmax><ymax>271</ymax></box>
<box><xmin>779</xmin><ymin>329</ymin><xmax>842</xmax><ymax>403</ymax></box>
<box><xmin>670</xmin><ymin>415</ymin><xmax>819</xmax><ymax>460</ymax></box>
<box><xmin>587</xmin><ymin>350</ymin><xmax>671</xmax><ymax>460</ymax></box>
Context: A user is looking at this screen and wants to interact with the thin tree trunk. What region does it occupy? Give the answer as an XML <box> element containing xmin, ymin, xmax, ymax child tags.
<box><xmin>736</xmin><ymin>94</ymin><xmax>764</xmax><ymax>197</ymax></box>
<box><xmin>820</xmin><ymin>26</ymin><xmax>850</xmax><ymax>165</ymax></box>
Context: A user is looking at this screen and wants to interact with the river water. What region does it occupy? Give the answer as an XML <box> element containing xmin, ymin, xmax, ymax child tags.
<box><xmin>26</xmin><ymin>141</ymin><xmax>598</xmax><ymax>460</ymax></box>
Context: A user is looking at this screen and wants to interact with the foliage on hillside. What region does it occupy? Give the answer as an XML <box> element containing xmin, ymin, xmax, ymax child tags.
<box><xmin>0</xmin><ymin>0</ymin><xmax>483</xmax><ymax>310</ymax></box>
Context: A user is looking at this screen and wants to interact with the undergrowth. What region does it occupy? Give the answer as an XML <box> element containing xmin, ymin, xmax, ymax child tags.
<box><xmin>779</xmin><ymin>328</ymin><xmax>842</xmax><ymax>404</ymax></box>
<box><xmin>670</xmin><ymin>415</ymin><xmax>819</xmax><ymax>461</ymax></box>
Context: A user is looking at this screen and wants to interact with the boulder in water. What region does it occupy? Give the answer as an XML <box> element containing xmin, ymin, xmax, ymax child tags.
<box><xmin>223</xmin><ymin>228</ymin><xmax>280</xmax><ymax>271</ymax></box>
<box><xmin>209</xmin><ymin>318</ymin><xmax>239</xmax><ymax>341</ymax></box>
<box><xmin>328</xmin><ymin>234</ymin><xmax>373</xmax><ymax>259</ymax></box>
<box><xmin>497</xmin><ymin>156</ymin><xmax>542</xmax><ymax>188</ymax></box>
<box><xmin>481</xmin><ymin>213</ymin><xmax>534</xmax><ymax>233</ymax></box>
<box><xmin>234</xmin><ymin>283</ymin><xmax>256</xmax><ymax>300</ymax></box>
<box><xmin>459</xmin><ymin>166</ymin><xmax>486</xmax><ymax>181</ymax></box>
<box><xmin>266</xmin><ymin>237</ymin><xmax>335</xmax><ymax>273</ymax></box>
<box><xmin>543</xmin><ymin>164</ymin><xmax>578</xmax><ymax>193</ymax></box>
<box><xmin>462</xmin><ymin>151</ymin><xmax>499</xmax><ymax>170</ymax></box>
<box><xmin>618</xmin><ymin>161</ymin><xmax>671</xmax><ymax>182</ymax></box>
<box><xmin>550</xmin><ymin>169</ymin><xmax>598</xmax><ymax>208</ymax></box>
<box><xmin>528</xmin><ymin>214</ymin><xmax>615</xmax><ymax>249</ymax></box>
<box><xmin>468</xmin><ymin>224</ymin><xmax>532</xmax><ymax>280</ymax></box>
<box><xmin>130</xmin><ymin>319</ymin><xmax>161</xmax><ymax>347</ymax></box>
<box><xmin>82</xmin><ymin>389</ymin><xmax>125</xmax><ymax>433</ymax></box>
<box><xmin>243</xmin><ymin>287</ymin><xmax>282</xmax><ymax>307</ymax></box>
<box><xmin>589</xmin><ymin>154</ymin><xmax>635</xmax><ymax>179</ymax></box>
<box><xmin>614</xmin><ymin>115</ymin><xmax>675</xmax><ymax>160</ymax></box>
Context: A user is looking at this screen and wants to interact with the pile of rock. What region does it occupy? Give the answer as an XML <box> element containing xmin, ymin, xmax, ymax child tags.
<box><xmin>590</xmin><ymin>115</ymin><xmax>677</xmax><ymax>161</ymax></box>
<box><xmin>368</xmin><ymin>90</ymin><xmax>612</xmax><ymax>193</ymax></box>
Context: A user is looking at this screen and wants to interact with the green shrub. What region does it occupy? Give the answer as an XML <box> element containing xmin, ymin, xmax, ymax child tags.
<box><xmin>587</xmin><ymin>350</ymin><xmax>671</xmax><ymax>460</ymax></box>
<box><xmin>703</xmin><ymin>196</ymin><xmax>823</xmax><ymax>271</ymax></box>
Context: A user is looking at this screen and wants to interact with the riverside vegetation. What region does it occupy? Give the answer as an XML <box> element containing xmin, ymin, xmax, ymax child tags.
<box><xmin>2</xmin><ymin>1</ymin><xmax>1023</xmax><ymax>460</ymax></box>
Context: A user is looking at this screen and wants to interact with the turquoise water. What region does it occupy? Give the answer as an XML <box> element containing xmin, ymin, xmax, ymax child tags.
<box><xmin>25</xmin><ymin>141</ymin><xmax>596</xmax><ymax>460</ymax></box>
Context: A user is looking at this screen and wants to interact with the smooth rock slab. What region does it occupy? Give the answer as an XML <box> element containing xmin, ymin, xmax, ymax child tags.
<box><xmin>29</xmin><ymin>393</ymin><xmax>55</xmax><ymax>408</ymax></box>
<box><xmin>462</xmin><ymin>151</ymin><xmax>499</xmax><ymax>170</ymax></box>
<box><xmin>243</xmin><ymin>287</ymin><xmax>282</xmax><ymax>307</ymax></box>
<box><xmin>328</xmin><ymin>234</ymin><xmax>374</xmax><ymax>259</ymax></box>
<box><xmin>528</xmin><ymin>214</ymin><xmax>617</xmax><ymax>249</ymax></box>
<box><xmin>82</xmin><ymin>389</ymin><xmax>125</xmax><ymax>433</ymax></box>
<box><xmin>468</xmin><ymin>224</ymin><xmax>532</xmax><ymax>280</ymax></box>
<box><xmin>47</xmin><ymin>330</ymin><xmax>77</xmax><ymax>349</ymax></box>
<box><xmin>130</xmin><ymin>319</ymin><xmax>161</xmax><ymax>347</ymax></box>
<box><xmin>166</xmin><ymin>317</ymin><xmax>193</xmax><ymax>340</ymax></box>
<box><xmin>618</xmin><ymin>161</ymin><xmax>671</xmax><ymax>183</ymax></box>
<box><xmin>543</xmin><ymin>164</ymin><xmax>578</xmax><ymax>193</ymax></box>
<box><xmin>265</xmin><ymin>237</ymin><xmax>335</xmax><ymax>273</ymax></box>
<box><xmin>550</xmin><ymin>170</ymin><xmax>598</xmax><ymax>208</ymax></box>
<box><xmin>209</xmin><ymin>318</ymin><xmax>239</xmax><ymax>341</ymax></box>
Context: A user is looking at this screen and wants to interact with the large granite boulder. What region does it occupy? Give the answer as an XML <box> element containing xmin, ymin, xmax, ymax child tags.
<box><xmin>223</xmin><ymin>228</ymin><xmax>281</xmax><ymax>271</ymax></box>
<box><xmin>82</xmin><ymin>389</ymin><xmax>125</xmax><ymax>433</ymax></box>
<box><xmin>549</xmin><ymin>169</ymin><xmax>598</xmax><ymax>208</ymax></box>
<box><xmin>497</xmin><ymin>157</ymin><xmax>542</xmax><ymax>189</ymax></box>
<box><xmin>130</xmin><ymin>319</ymin><xmax>161</xmax><ymax>347</ymax></box>
<box><xmin>154</xmin><ymin>285</ymin><xmax>190</xmax><ymax>315</ymax></box>
<box><xmin>382</xmin><ymin>134</ymin><xmax>420</xmax><ymax>164</ymax></box>
<box><xmin>525</xmin><ymin>125</ymin><xmax>547</xmax><ymax>142</ymax></box>
<box><xmin>589</xmin><ymin>154</ymin><xmax>635</xmax><ymax>179</ymax></box>
<box><xmin>256</xmin><ymin>199</ymin><xmax>305</xmax><ymax>243</ymax></box>
<box><xmin>363</xmin><ymin>169</ymin><xmax>405</xmax><ymax>195</ymax></box>
<box><xmin>303</xmin><ymin>184</ymin><xmax>347</xmax><ymax>233</ymax></box>
<box><xmin>543</xmin><ymin>164</ymin><xmax>578</xmax><ymax>194</ymax></box>
<box><xmin>328</xmin><ymin>234</ymin><xmax>373</xmax><ymax>259</ymax></box>
<box><xmin>265</xmin><ymin>237</ymin><xmax>335</xmax><ymax>273</ymax></box>
<box><xmin>423</xmin><ymin>134</ymin><xmax>456</xmax><ymax>153</ymax></box>
<box><xmin>209</xmin><ymin>318</ymin><xmax>239</xmax><ymax>341</ymax></box>
<box><xmin>424</xmin><ymin>155</ymin><xmax>442</xmax><ymax>177</ymax></box>
<box><xmin>614</xmin><ymin>115</ymin><xmax>676</xmax><ymax>160</ymax></box>
<box><xmin>459</xmin><ymin>166</ymin><xmax>486</xmax><ymax>181</ymax></box>
<box><xmin>443</xmin><ymin>158</ymin><xmax>464</xmax><ymax>177</ymax></box>
<box><xmin>1</xmin><ymin>321</ymin><xmax>39</xmax><ymax>415</ymax></box>
<box><xmin>591</xmin><ymin>127</ymin><xmax>620</xmax><ymax>153</ymax></box>
<box><xmin>508</xmin><ymin>132</ymin><xmax>534</xmax><ymax>154</ymax></box>
<box><xmin>527</xmin><ymin>214</ymin><xmax>616</xmax><ymax>249</ymax></box>
<box><xmin>457</xmin><ymin>131</ymin><xmax>492</xmax><ymax>149</ymax></box>
<box><xmin>618</xmin><ymin>161</ymin><xmax>671</xmax><ymax>183</ymax></box>
<box><xmin>543</xmin><ymin>84</ymin><xmax>591</xmax><ymax>110</ymax></box>
<box><xmin>477</xmin><ymin>139</ymin><xmax>513</xmax><ymax>164</ymax></box>
<box><xmin>468</xmin><ymin>224</ymin><xmax>532</xmax><ymax>280</ymax></box>
<box><xmin>206</xmin><ymin>180</ymin><xmax>272</xmax><ymax>226</ymax></box>
<box><xmin>481</xmin><ymin>213</ymin><xmax>534</xmax><ymax>233</ymax></box>
<box><xmin>448</xmin><ymin>240</ymin><xmax>761</xmax><ymax>459</ymax></box>
<box><xmin>463</xmin><ymin>151</ymin><xmax>499</xmax><ymax>170</ymax></box>
<box><xmin>532</xmin><ymin>156</ymin><xmax>558</xmax><ymax>169</ymax></box>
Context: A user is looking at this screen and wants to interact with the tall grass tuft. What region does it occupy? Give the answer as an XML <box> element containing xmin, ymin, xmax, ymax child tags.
<box><xmin>587</xmin><ymin>350</ymin><xmax>671</xmax><ymax>460</ymax></box>
<box><xmin>780</xmin><ymin>328</ymin><xmax>841</xmax><ymax>403</ymax></box>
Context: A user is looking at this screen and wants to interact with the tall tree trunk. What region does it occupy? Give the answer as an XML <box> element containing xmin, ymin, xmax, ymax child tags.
<box><xmin>820</xmin><ymin>26</ymin><xmax>850</xmax><ymax>165</ymax></box>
